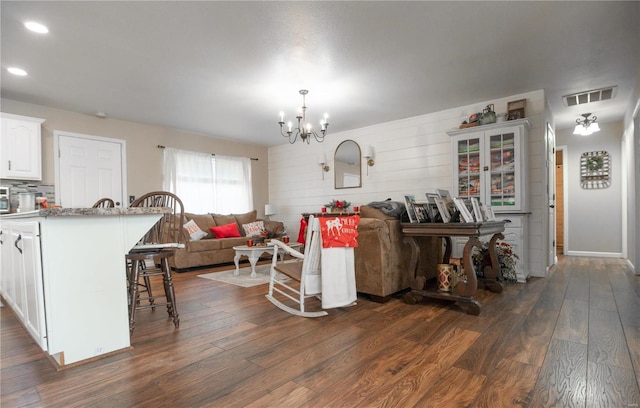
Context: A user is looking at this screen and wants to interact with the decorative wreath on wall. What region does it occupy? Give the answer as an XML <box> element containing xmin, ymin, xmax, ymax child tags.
<box><xmin>585</xmin><ymin>156</ymin><xmax>604</xmax><ymax>171</ymax></box>
<box><xmin>580</xmin><ymin>151</ymin><xmax>610</xmax><ymax>189</ymax></box>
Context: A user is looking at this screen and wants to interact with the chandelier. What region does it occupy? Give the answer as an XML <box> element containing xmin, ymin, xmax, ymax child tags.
<box><xmin>278</xmin><ymin>89</ymin><xmax>329</xmax><ymax>144</ymax></box>
<box><xmin>573</xmin><ymin>113</ymin><xmax>600</xmax><ymax>136</ymax></box>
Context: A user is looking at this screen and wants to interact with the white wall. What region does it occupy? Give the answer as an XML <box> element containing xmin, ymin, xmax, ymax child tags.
<box><xmin>269</xmin><ymin>90</ymin><xmax>548</xmax><ymax>277</ymax></box>
<box><xmin>1</xmin><ymin>98</ymin><xmax>270</xmax><ymax>215</ymax></box>
<box><xmin>622</xmin><ymin>75</ymin><xmax>640</xmax><ymax>272</ymax></box>
<box><xmin>556</xmin><ymin>121</ymin><xmax>624</xmax><ymax>256</ymax></box>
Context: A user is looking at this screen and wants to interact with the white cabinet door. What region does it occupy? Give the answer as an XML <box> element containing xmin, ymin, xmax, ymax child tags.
<box><xmin>16</xmin><ymin>222</ymin><xmax>46</xmax><ymax>350</ymax></box>
<box><xmin>2</xmin><ymin>221</ymin><xmax>47</xmax><ymax>350</ymax></box>
<box><xmin>0</xmin><ymin>223</ymin><xmax>15</xmax><ymax>306</ymax></box>
<box><xmin>0</xmin><ymin>114</ymin><xmax>45</xmax><ymax>180</ymax></box>
<box><xmin>9</xmin><ymin>227</ymin><xmax>26</xmax><ymax>321</ymax></box>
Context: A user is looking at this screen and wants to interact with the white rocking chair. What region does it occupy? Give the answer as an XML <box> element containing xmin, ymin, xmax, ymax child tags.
<box><xmin>265</xmin><ymin>215</ymin><xmax>327</xmax><ymax>317</ymax></box>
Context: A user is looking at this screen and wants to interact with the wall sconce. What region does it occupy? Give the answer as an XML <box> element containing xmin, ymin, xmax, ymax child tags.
<box><xmin>264</xmin><ymin>203</ymin><xmax>277</xmax><ymax>220</ymax></box>
<box><xmin>318</xmin><ymin>153</ymin><xmax>330</xmax><ymax>180</ymax></box>
<box><xmin>363</xmin><ymin>145</ymin><xmax>375</xmax><ymax>175</ymax></box>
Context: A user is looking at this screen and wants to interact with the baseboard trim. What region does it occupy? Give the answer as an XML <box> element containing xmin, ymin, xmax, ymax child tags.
<box><xmin>626</xmin><ymin>258</ymin><xmax>637</xmax><ymax>274</ymax></box>
<box><xmin>565</xmin><ymin>251</ymin><xmax>623</xmax><ymax>258</ymax></box>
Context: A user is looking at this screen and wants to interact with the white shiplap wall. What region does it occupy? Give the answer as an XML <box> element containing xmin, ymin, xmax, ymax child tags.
<box><xmin>269</xmin><ymin>90</ymin><xmax>547</xmax><ymax>278</ymax></box>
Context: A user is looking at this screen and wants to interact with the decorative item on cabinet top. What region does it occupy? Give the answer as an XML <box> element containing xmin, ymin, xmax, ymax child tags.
<box><xmin>507</xmin><ymin>99</ymin><xmax>526</xmax><ymax>121</ymax></box>
<box><xmin>458</xmin><ymin>104</ymin><xmax>497</xmax><ymax>129</ymax></box>
<box><xmin>446</xmin><ymin>117</ymin><xmax>530</xmax><ymax>137</ymax></box>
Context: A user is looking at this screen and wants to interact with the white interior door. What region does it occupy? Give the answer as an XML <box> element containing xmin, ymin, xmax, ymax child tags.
<box><xmin>54</xmin><ymin>131</ymin><xmax>126</xmax><ymax>208</ymax></box>
<box><xmin>546</xmin><ymin>123</ymin><xmax>557</xmax><ymax>269</ymax></box>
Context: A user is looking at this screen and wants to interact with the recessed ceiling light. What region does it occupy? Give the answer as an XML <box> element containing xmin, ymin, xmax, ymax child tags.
<box><xmin>25</xmin><ymin>21</ymin><xmax>49</xmax><ymax>34</ymax></box>
<box><xmin>7</xmin><ymin>67</ymin><xmax>28</xmax><ymax>76</ymax></box>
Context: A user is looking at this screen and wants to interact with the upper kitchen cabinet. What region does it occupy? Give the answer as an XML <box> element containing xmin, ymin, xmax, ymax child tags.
<box><xmin>447</xmin><ymin>119</ymin><xmax>530</xmax><ymax>212</ymax></box>
<box><xmin>1</xmin><ymin>113</ymin><xmax>45</xmax><ymax>181</ymax></box>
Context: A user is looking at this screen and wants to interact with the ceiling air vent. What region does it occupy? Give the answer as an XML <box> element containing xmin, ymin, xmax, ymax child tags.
<box><xmin>563</xmin><ymin>86</ymin><xmax>617</xmax><ymax>107</ymax></box>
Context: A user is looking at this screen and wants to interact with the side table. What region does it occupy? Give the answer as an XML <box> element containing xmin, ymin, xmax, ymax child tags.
<box><xmin>401</xmin><ymin>221</ymin><xmax>506</xmax><ymax>315</ymax></box>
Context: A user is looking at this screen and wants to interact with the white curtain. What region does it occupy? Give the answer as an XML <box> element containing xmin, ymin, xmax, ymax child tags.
<box><xmin>163</xmin><ymin>148</ymin><xmax>252</xmax><ymax>214</ymax></box>
<box><xmin>213</xmin><ymin>154</ymin><xmax>253</xmax><ymax>214</ymax></box>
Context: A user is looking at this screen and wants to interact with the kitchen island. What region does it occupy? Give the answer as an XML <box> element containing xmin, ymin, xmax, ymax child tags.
<box><xmin>0</xmin><ymin>207</ymin><xmax>166</xmax><ymax>368</ymax></box>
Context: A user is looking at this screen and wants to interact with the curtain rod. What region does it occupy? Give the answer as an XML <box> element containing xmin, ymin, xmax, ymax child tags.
<box><xmin>157</xmin><ymin>145</ymin><xmax>258</xmax><ymax>161</ymax></box>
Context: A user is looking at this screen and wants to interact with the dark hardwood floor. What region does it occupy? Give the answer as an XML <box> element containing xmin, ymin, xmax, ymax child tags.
<box><xmin>2</xmin><ymin>256</ymin><xmax>640</xmax><ymax>407</ymax></box>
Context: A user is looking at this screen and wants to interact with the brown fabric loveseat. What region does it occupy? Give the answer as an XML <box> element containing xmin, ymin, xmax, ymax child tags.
<box><xmin>169</xmin><ymin>210</ymin><xmax>285</xmax><ymax>270</ymax></box>
<box><xmin>354</xmin><ymin>205</ymin><xmax>441</xmax><ymax>302</ymax></box>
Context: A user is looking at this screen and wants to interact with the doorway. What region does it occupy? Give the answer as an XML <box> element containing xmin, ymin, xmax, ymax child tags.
<box><xmin>555</xmin><ymin>147</ymin><xmax>568</xmax><ymax>255</ymax></box>
<box><xmin>54</xmin><ymin>131</ymin><xmax>127</xmax><ymax>208</ymax></box>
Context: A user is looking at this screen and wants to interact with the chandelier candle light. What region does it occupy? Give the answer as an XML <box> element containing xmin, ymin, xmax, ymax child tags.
<box><xmin>573</xmin><ymin>113</ymin><xmax>600</xmax><ymax>136</ymax></box>
<box><xmin>279</xmin><ymin>89</ymin><xmax>329</xmax><ymax>144</ymax></box>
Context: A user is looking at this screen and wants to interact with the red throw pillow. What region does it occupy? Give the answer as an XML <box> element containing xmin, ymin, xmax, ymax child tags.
<box><xmin>210</xmin><ymin>222</ymin><xmax>241</xmax><ymax>238</ymax></box>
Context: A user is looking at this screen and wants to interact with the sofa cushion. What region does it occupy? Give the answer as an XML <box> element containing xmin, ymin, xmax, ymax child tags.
<box><xmin>186</xmin><ymin>238</ymin><xmax>222</xmax><ymax>252</ymax></box>
<box><xmin>185</xmin><ymin>213</ymin><xmax>217</xmax><ymax>239</ymax></box>
<box><xmin>210</xmin><ymin>222</ymin><xmax>242</xmax><ymax>238</ymax></box>
<box><xmin>234</xmin><ymin>210</ymin><xmax>258</xmax><ymax>234</ymax></box>
<box><xmin>212</xmin><ymin>214</ymin><xmax>237</xmax><ymax>230</ymax></box>
<box><xmin>219</xmin><ymin>237</ymin><xmax>248</xmax><ymax>249</ymax></box>
<box><xmin>183</xmin><ymin>219</ymin><xmax>207</xmax><ymax>241</ymax></box>
<box><xmin>242</xmin><ymin>220</ymin><xmax>265</xmax><ymax>237</ymax></box>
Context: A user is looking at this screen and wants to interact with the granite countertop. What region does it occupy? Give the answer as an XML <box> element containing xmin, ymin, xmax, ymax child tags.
<box><xmin>1</xmin><ymin>207</ymin><xmax>168</xmax><ymax>219</ymax></box>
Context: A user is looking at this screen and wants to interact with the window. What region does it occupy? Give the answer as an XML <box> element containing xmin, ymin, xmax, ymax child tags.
<box><xmin>163</xmin><ymin>148</ymin><xmax>253</xmax><ymax>214</ymax></box>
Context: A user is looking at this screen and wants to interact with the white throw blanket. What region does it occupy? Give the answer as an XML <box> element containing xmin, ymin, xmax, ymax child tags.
<box><xmin>320</xmin><ymin>247</ymin><xmax>357</xmax><ymax>308</ymax></box>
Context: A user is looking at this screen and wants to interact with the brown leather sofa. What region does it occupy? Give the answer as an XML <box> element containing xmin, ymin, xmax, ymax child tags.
<box><xmin>355</xmin><ymin>205</ymin><xmax>441</xmax><ymax>302</ymax></box>
<box><xmin>169</xmin><ymin>210</ymin><xmax>285</xmax><ymax>270</ymax></box>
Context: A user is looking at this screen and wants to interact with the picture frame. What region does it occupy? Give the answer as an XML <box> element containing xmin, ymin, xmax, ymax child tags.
<box><xmin>424</xmin><ymin>194</ymin><xmax>441</xmax><ymax>222</ymax></box>
<box><xmin>434</xmin><ymin>197</ymin><xmax>451</xmax><ymax>223</ymax></box>
<box><xmin>414</xmin><ymin>203</ymin><xmax>430</xmax><ymax>223</ymax></box>
<box><xmin>436</xmin><ymin>189</ymin><xmax>451</xmax><ymax>199</ymax></box>
<box><xmin>403</xmin><ymin>194</ymin><xmax>419</xmax><ymax>223</ymax></box>
<box><xmin>580</xmin><ymin>150</ymin><xmax>610</xmax><ymax>189</ymax></box>
<box><xmin>425</xmin><ymin>193</ymin><xmax>440</xmax><ymax>204</ymax></box>
<box><xmin>507</xmin><ymin>99</ymin><xmax>526</xmax><ymax>121</ymax></box>
<box><xmin>481</xmin><ymin>203</ymin><xmax>496</xmax><ymax>221</ymax></box>
<box><xmin>471</xmin><ymin>198</ymin><xmax>483</xmax><ymax>222</ymax></box>
<box><xmin>453</xmin><ymin>197</ymin><xmax>474</xmax><ymax>223</ymax></box>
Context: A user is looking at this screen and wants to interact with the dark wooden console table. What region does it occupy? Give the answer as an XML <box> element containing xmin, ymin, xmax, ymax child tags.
<box><xmin>401</xmin><ymin>221</ymin><xmax>506</xmax><ymax>315</ymax></box>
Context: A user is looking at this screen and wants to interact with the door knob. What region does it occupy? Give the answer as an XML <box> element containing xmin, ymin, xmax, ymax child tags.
<box><xmin>549</xmin><ymin>205</ymin><xmax>555</xmax><ymax>208</ymax></box>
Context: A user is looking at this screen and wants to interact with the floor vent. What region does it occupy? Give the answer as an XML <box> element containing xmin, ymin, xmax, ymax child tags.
<box><xmin>563</xmin><ymin>86</ymin><xmax>617</xmax><ymax>107</ymax></box>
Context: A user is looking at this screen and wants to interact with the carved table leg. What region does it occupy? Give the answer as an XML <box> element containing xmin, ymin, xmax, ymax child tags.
<box><xmin>442</xmin><ymin>236</ymin><xmax>452</xmax><ymax>264</ymax></box>
<box><xmin>482</xmin><ymin>232</ymin><xmax>505</xmax><ymax>293</ymax></box>
<box><xmin>456</xmin><ymin>236</ymin><xmax>481</xmax><ymax>297</ymax></box>
<box><xmin>403</xmin><ymin>236</ymin><xmax>422</xmax><ymax>290</ymax></box>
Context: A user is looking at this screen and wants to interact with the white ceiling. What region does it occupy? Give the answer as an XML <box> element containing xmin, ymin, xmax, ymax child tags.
<box><xmin>1</xmin><ymin>1</ymin><xmax>638</xmax><ymax>147</ymax></box>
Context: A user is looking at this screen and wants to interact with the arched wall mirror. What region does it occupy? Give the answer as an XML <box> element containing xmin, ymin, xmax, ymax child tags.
<box><xmin>334</xmin><ymin>140</ymin><xmax>362</xmax><ymax>189</ymax></box>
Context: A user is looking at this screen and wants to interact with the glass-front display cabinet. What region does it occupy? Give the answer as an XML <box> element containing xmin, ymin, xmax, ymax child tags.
<box><xmin>448</xmin><ymin>119</ymin><xmax>530</xmax><ymax>213</ymax></box>
<box><xmin>447</xmin><ymin>118</ymin><xmax>530</xmax><ymax>282</ymax></box>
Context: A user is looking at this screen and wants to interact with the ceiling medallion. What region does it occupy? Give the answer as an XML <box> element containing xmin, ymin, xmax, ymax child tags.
<box><xmin>278</xmin><ymin>89</ymin><xmax>329</xmax><ymax>144</ymax></box>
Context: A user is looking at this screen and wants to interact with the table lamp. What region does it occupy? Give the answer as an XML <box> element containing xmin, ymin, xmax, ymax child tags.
<box><xmin>264</xmin><ymin>203</ymin><xmax>277</xmax><ymax>220</ymax></box>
